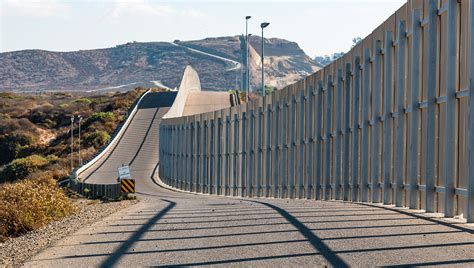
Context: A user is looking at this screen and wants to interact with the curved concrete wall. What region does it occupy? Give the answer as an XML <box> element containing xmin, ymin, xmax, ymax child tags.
<box><xmin>163</xmin><ymin>66</ymin><xmax>201</xmax><ymax>119</ymax></box>
<box><xmin>163</xmin><ymin>65</ymin><xmax>231</xmax><ymax>118</ymax></box>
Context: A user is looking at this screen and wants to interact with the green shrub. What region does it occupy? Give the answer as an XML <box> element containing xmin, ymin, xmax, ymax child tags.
<box><xmin>42</xmin><ymin>118</ymin><xmax>55</xmax><ymax>128</ymax></box>
<box><xmin>0</xmin><ymin>113</ymin><xmax>10</xmax><ymax>119</ymax></box>
<box><xmin>73</xmin><ymin>98</ymin><xmax>92</xmax><ymax>105</ymax></box>
<box><xmin>84</xmin><ymin>130</ymin><xmax>110</xmax><ymax>148</ymax></box>
<box><xmin>45</xmin><ymin>154</ymin><xmax>60</xmax><ymax>163</ymax></box>
<box><xmin>0</xmin><ymin>118</ymin><xmax>37</xmax><ymax>135</ymax></box>
<box><xmin>84</xmin><ymin>112</ymin><xmax>115</xmax><ymax>128</ymax></box>
<box><xmin>0</xmin><ymin>155</ymin><xmax>49</xmax><ymax>182</ymax></box>
<box><xmin>0</xmin><ymin>92</ymin><xmax>17</xmax><ymax>99</ymax></box>
<box><xmin>0</xmin><ymin>132</ymin><xmax>38</xmax><ymax>165</ymax></box>
<box><xmin>0</xmin><ymin>175</ymin><xmax>76</xmax><ymax>239</ymax></box>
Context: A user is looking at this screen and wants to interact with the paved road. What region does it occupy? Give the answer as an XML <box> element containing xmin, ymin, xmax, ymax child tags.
<box><xmin>25</xmin><ymin>92</ymin><xmax>474</xmax><ymax>267</ymax></box>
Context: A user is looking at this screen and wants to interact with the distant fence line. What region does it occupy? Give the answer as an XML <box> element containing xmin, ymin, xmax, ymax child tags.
<box><xmin>159</xmin><ymin>0</ymin><xmax>474</xmax><ymax>222</ymax></box>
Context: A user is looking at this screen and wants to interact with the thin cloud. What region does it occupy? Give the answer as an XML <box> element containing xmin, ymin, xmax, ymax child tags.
<box><xmin>2</xmin><ymin>0</ymin><xmax>71</xmax><ymax>19</ymax></box>
<box><xmin>99</xmin><ymin>0</ymin><xmax>204</xmax><ymax>23</ymax></box>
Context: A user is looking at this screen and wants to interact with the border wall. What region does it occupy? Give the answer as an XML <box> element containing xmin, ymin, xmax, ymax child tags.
<box><xmin>159</xmin><ymin>0</ymin><xmax>474</xmax><ymax>222</ymax></box>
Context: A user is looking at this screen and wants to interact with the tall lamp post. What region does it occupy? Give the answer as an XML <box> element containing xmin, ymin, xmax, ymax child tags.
<box><xmin>78</xmin><ymin>115</ymin><xmax>82</xmax><ymax>166</ymax></box>
<box><xmin>70</xmin><ymin>116</ymin><xmax>74</xmax><ymax>171</ymax></box>
<box><xmin>245</xmin><ymin>15</ymin><xmax>251</xmax><ymax>102</ymax></box>
<box><xmin>260</xmin><ymin>22</ymin><xmax>270</xmax><ymax>96</ymax></box>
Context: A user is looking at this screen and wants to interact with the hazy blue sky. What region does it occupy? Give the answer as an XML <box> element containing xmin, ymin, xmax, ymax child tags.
<box><xmin>1</xmin><ymin>0</ymin><xmax>405</xmax><ymax>57</ymax></box>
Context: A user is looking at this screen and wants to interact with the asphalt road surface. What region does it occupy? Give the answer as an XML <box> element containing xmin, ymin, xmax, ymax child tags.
<box><xmin>24</xmin><ymin>93</ymin><xmax>474</xmax><ymax>267</ymax></box>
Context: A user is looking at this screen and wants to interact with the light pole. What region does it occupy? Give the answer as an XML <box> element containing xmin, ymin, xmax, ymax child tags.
<box><xmin>70</xmin><ymin>116</ymin><xmax>74</xmax><ymax>171</ymax></box>
<box><xmin>260</xmin><ymin>22</ymin><xmax>270</xmax><ymax>96</ymax></box>
<box><xmin>78</xmin><ymin>115</ymin><xmax>82</xmax><ymax>166</ymax></box>
<box><xmin>246</xmin><ymin>15</ymin><xmax>251</xmax><ymax>102</ymax></box>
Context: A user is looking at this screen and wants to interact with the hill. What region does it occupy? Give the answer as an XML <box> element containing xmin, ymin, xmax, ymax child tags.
<box><xmin>0</xmin><ymin>36</ymin><xmax>319</xmax><ymax>92</ymax></box>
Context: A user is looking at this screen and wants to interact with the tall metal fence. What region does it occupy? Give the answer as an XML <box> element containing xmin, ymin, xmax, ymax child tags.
<box><xmin>159</xmin><ymin>0</ymin><xmax>474</xmax><ymax>222</ymax></box>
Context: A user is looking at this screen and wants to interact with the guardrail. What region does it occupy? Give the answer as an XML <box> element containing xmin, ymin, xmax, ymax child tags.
<box><xmin>159</xmin><ymin>0</ymin><xmax>474</xmax><ymax>223</ymax></box>
<box><xmin>70</xmin><ymin>180</ymin><xmax>122</xmax><ymax>199</ymax></box>
<box><xmin>71</xmin><ymin>89</ymin><xmax>151</xmax><ymax>182</ymax></box>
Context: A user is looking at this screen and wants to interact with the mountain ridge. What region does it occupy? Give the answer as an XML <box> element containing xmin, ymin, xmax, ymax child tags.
<box><xmin>0</xmin><ymin>36</ymin><xmax>319</xmax><ymax>92</ymax></box>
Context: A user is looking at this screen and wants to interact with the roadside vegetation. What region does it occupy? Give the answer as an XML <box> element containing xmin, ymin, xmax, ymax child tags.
<box><xmin>0</xmin><ymin>87</ymin><xmax>165</xmax><ymax>240</ymax></box>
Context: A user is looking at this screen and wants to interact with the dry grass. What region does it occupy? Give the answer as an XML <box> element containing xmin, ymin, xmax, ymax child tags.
<box><xmin>0</xmin><ymin>175</ymin><xmax>76</xmax><ymax>240</ymax></box>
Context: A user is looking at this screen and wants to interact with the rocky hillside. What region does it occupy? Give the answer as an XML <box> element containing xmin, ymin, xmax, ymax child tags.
<box><xmin>0</xmin><ymin>36</ymin><xmax>319</xmax><ymax>92</ymax></box>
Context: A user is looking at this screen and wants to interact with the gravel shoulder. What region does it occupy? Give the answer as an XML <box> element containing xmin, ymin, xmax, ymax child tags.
<box><xmin>0</xmin><ymin>199</ymin><xmax>138</xmax><ymax>268</ymax></box>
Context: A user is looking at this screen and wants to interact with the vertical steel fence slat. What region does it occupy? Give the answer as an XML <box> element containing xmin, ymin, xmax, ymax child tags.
<box><xmin>211</xmin><ymin>118</ymin><xmax>216</xmax><ymax>194</ymax></box>
<box><xmin>281</xmin><ymin>98</ymin><xmax>288</xmax><ymax>198</ymax></box>
<box><xmin>394</xmin><ymin>20</ymin><xmax>407</xmax><ymax>207</ymax></box>
<box><xmin>383</xmin><ymin>32</ymin><xmax>394</xmax><ymax>205</ymax></box>
<box><xmin>224</xmin><ymin>116</ymin><xmax>230</xmax><ymax>195</ymax></box>
<box><xmin>247</xmin><ymin>110</ymin><xmax>254</xmax><ymax>197</ymax></box>
<box><xmin>467</xmin><ymin>0</ymin><xmax>474</xmax><ymax>223</ymax></box>
<box><xmin>203</xmin><ymin>120</ymin><xmax>208</xmax><ymax>193</ymax></box>
<box><xmin>180</xmin><ymin>124</ymin><xmax>184</xmax><ymax>189</ymax></box>
<box><xmin>240</xmin><ymin>112</ymin><xmax>247</xmax><ymax>197</ymax></box>
<box><xmin>335</xmin><ymin>69</ymin><xmax>343</xmax><ymax>200</ymax></box>
<box><xmin>197</xmin><ymin>121</ymin><xmax>202</xmax><ymax>192</ymax></box>
<box><xmin>297</xmin><ymin>90</ymin><xmax>305</xmax><ymax>198</ymax></box>
<box><xmin>425</xmin><ymin>0</ymin><xmax>438</xmax><ymax>213</ymax></box>
<box><xmin>305</xmin><ymin>85</ymin><xmax>314</xmax><ymax>199</ymax></box>
<box><xmin>316</xmin><ymin>80</ymin><xmax>324</xmax><ymax>200</ymax></box>
<box><xmin>273</xmin><ymin>100</ymin><xmax>280</xmax><ymax>198</ymax></box>
<box><xmin>232</xmin><ymin>113</ymin><xmax>238</xmax><ymax>196</ymax></box>
<box><xmin>265</xmin><ymin>104</ymin><xmax>272</xmax><ymax>197</ymax></box>
<box><xmin>408</xmin><ymin>8</ymin><xmax>421</xmax><ymax>209</ymax></box>
<box><xmin>343</xmin><ymin>63</ymin><xmax>352</xmax><ymax>201</ymax></box>
<box><xmin>361</xmin><ymin>48</ymin><xmax>371</xmax><ymax>202</ymax></box>
<box><xmin>191</xmin><ymin>122</ymin><xmax>195</xmax><ymax>192</ymax></box>
<box><xmin>173</xmin><ymin>125</ymin><xmax>178</xmax><ymax>187</ymax></box>
<box><xmin>324</xmin><ymin>75</ymin><xmax>333</xmax><ymax>200</ymax></box>
<box><xmin>185</xmin><ymin>122</ymin><xmax>190</xmax><ymax>191</ymax></box>
<box><xmin>444</xmin><ymin>0</ymin><xmax>459</xmax><ymax>217</ymax></box>
<box><xmin>372</xmin><ymin>40</ymin><xmax>382</xmax><ymax>203</ymax></box>
<box><xmin>257</xmin><ymin>107</ymin><xmax>263</xmax><ymax>197</ymax></box>
<box><xmin>289</xmin><ymin>95</ymin><xmax>296</xmax><ymax>199</ymax></box>
<box><xmin>216</xmin><ymin>118</ymin><xmax>222</xmax><ymax>195</ymax></box>
<box><xmin>352</xmin><ymin>59</ymin><xmax>361</xmax><ymax>202</ymax></box>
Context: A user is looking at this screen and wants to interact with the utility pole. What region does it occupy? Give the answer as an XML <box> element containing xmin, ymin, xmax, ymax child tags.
<box><xmin>246</xmin><ymin>15</ymin><xmax>251</xmax><ymax>102</ymax></box>
<box><xmin>260</xmin><ymin>22</ymin><xmax>270</xmax><ymax>96</ymax></box>
<box><xmin>70</xmin><ymin>115</ymin><xmax>74</xmax><ymax>171</ymax></box>
<box><xmin>78</xmin><ymin>115</ymin><xmax>82</xmax><ymax>166</ymax></box>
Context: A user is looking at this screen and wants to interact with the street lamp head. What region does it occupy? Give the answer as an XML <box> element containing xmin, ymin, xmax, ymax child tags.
<box><xmin>261</xmin><ymin>22</ymin><xmax>270</xmax><ymax>29</ymax></box>
<box><xmin>246</xmin><ymin>16</ymin><xmax>251</xmax><ymax>19</ymax></box>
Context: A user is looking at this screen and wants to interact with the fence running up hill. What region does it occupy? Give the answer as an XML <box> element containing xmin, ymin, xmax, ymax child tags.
<box><xmin>159</xmin><ymin>0</ymin><xmax>474</xmax><ymax>222</ymax></box>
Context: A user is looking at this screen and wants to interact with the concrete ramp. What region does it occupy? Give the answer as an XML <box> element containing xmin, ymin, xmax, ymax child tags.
<box><xmin>77</xmin><ymin>92</ymin><xmax>176</xmax><ymax>188</ymax></box>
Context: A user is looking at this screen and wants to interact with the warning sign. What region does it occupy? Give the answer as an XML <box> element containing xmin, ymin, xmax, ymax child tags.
<box><xmin>121</xmin><ymin>178</ymin><xmax>135</xmax><ymax>193</ymax></box>
<box><xmin>118</xmin><ymin>165</ymin><xmax>131</xmax><ymax>179</ymax></box>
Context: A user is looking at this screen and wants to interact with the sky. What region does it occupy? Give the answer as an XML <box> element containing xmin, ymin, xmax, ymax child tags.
<box><xmin>0</xmin><ymin>0</ymin><xmax>406</xmax><ymax>58</ymax></box>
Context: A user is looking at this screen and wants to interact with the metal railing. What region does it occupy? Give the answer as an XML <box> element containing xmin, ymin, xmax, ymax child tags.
<box><xmin>159</xmin><ymin>0</ymin><xmax>474</xmax><ymax>223</ymax></box>
<box><xmin>70</xmin><ymin>180</ymin><xmax>122</xmax><ymax>199</ymax></box>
